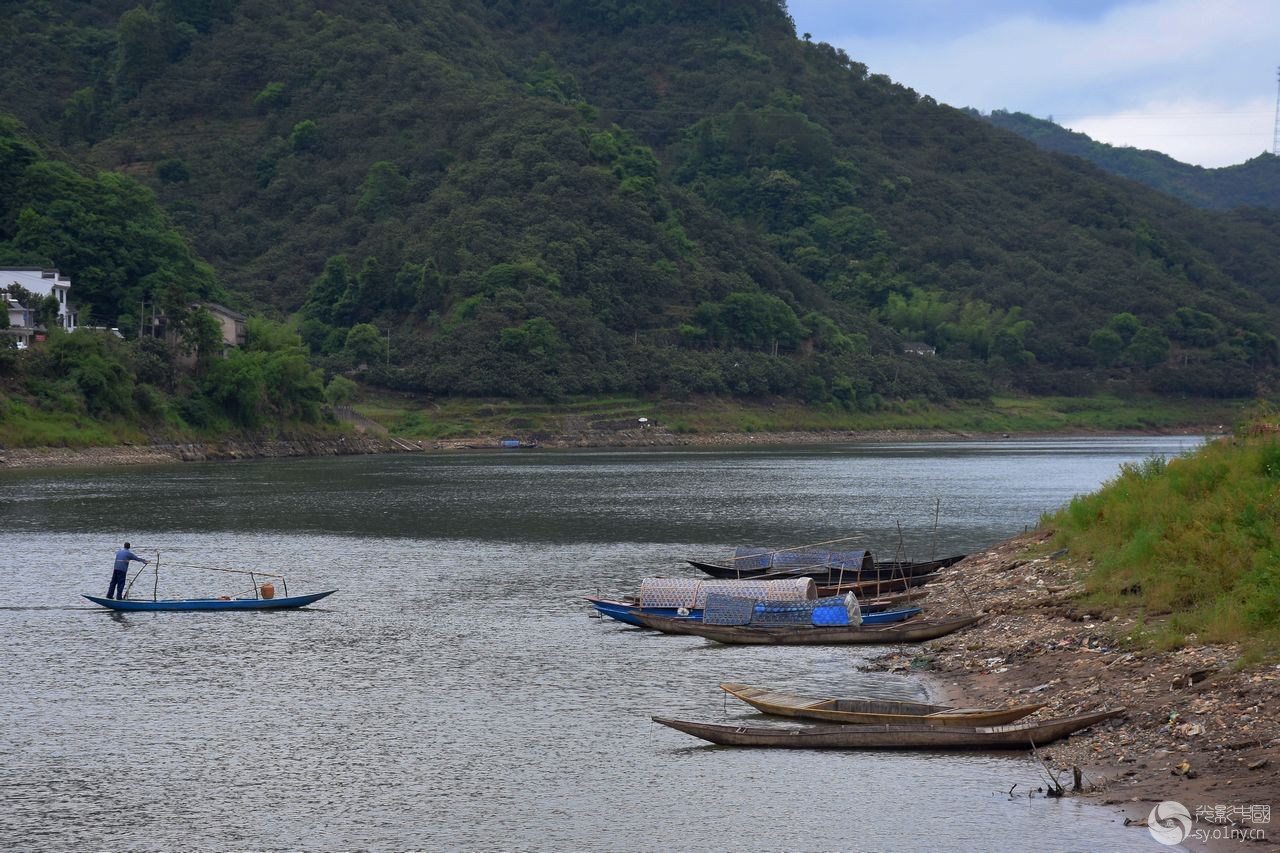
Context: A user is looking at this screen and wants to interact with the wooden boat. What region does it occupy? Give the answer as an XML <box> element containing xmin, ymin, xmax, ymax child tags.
<box><xmin>585</xmin><ymin>596</ymin><xmax>920</xmax><ymax>628</ymax></box>
<box><xmin>651</xmin><ymin>708</ymin><xmax>1125</xmax><ymax>749</ymax></box>
<box><xmin>628</xmin><ymin>612</ymin><xmax>982</xmax><ymax>645</ymax></box>
<box><xmin>719</xmin><ymin>682</ymin><xmax>1044</xmax><ymax>727</ymax></box>
<box><xmin>688</xmin><ymin>555</ymin><xmax>964</xmax><ymax>583</ymax></box>
<box><xmin>83</xmin><ymin>590</ymin><xmax>337</xmax><ymax>612</ymax></box>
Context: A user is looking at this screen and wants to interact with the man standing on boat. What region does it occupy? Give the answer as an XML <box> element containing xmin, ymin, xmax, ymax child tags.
<box><xmin>108</xmin><ymin>543</ymin><xmax>148</xmax><ymax>600</ymax></box>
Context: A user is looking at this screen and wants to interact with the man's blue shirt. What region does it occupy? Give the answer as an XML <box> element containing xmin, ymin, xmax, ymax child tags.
<box><xmin>114</xmin><ymin>548</ymin><xmax>144</xmax><ymax>572</ymax></box>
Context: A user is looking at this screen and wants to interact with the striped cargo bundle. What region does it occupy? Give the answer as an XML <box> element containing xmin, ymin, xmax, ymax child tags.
<box><xmin>702</xmin><ymin>593</ymin><xmax>758</xmax><ymax>626</ymax></box>
<box><xmin>733</xmin><ymin>547</ymin><xmax>873</xmax><ymax>571</ymax></box>
<box><xmin>693</xmin><ymin>578</ymin><xmax>815</xmax><ymax>609</ymax></box>
<box><xmin>637</xmin><ymin>578</ymin><xmax>704</xmax><ymax>609</ymax></box>
<box><xmin>637</xmin><ymin>577</ymin><xmax>817</xmax><ymax>609</ymax></box>
<box><xmin>748</xmin><ymin>593</ymin><xmax>863</xmax><ymax>627</ymax></box>
<box><xmin>809</xmin><ymin>593</ymin><xmax>862</xmax><ymax>626</ymax></box>
<box><xmin>731</xmin><ymin>547</ymin><xmax>774</xmax><ymax>571</ymax></box>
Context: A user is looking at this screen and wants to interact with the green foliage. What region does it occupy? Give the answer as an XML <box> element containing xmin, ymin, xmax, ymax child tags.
<box><xmin>0</xmin><ymin>118</ymin><xmax>220</xmax><ymax>326</ymax></box>
<box><xmin>325</xmin><ymin>374</ymin><xmax>358</xmax><ymax>406</ymax></box>
<box><xmin>252</xmin><ymin>82</ymin><xmax>287</xmax><ymax>112</ymax></box>
<box><xmin>355</xmin><ymin>161</ymin><xmax>407</xmax><ymax>220</ymax></box>
<box><xmin>1051</xmin><ymin>428</ymin><xmax>1280</xmax><ymax>661</ymax></box>
<box><xmin>3</xmin><ymin>1</ymin><xmax>1280</xmax><ymax>409</ymax></box>
<box><xmin>155</xmin><ymin>158</ymin><xmax>190</xmax><ymax>183</ymax></box>
<box><xmin>289</xmin><ymin>120</ymin><xmax>319</xmax><ymax>154</ymax></box>
<box><xmin>344</xmin><ymin>322</ymin><xmax>386</xmax><ymax>366</ymax></box>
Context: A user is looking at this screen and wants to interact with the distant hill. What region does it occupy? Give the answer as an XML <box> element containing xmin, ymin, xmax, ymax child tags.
<box><xmin>982</xmin><ymin>110</ymin><xmax>1280</xmax><ymax>211</ymax></box>
<box><xmin>3</xmin><ymin>1</ymin><xmax>1280</xmax><ymax>405</ymax></box>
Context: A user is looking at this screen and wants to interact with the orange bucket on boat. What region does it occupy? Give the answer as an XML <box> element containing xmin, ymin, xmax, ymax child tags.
<box><xmin>260</xmin><ymin>583</ymin><xmax>275</xmax><ymax>600</ymax></box>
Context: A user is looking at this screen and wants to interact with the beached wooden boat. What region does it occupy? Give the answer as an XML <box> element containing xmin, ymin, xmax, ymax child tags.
<box><xmin>719</xmin><ymin>682</ymin><xmax>1044</xmax><ymax>726</ymax></box>
<box><xmin>585</xmin><ymin>596</ymin><xmax>921</xmax><ymax>628</ymax></box>
<box><xmin>689</xmin><ymin>555</ymin><xmax>964</xmax><ymax>583</ymax></box>
<box><xmin>628</xmin><ymin>612</ymin><xmax>983</xmax><ymax>645</ymax></box>
<box><xmin>83</xmin><ymin>590</ymin><xmax>337</xmax><ymax>612</ymax></box>
<box><xmin>652</xmin><ymin>708</ymin><xmax>1125</xmax><ymax>749</ymax></box>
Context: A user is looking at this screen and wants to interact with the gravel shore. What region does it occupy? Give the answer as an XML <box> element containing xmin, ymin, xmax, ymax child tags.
<box><xmin>871</xmin><ymin>532</ymin><xmax>1279</xmax><ymax>852</ymax></box>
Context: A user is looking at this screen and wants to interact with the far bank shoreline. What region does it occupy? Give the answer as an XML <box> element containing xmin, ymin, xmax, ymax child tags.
<box><xmin>0</xmin><ymin>425</ymin><xmax>1216</xmax><ymax>471</ymax></box>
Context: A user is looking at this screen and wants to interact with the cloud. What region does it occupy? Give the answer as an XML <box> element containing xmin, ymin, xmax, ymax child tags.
<box><xmin>1065</xmin><ymin>96</ymin><xmax>1273</xmax><ymax>167</ymax></box>
<box><xmin>793</xmin><ymin>0</ymin><xmax>1280</xmax><ymax>166</ymax></box>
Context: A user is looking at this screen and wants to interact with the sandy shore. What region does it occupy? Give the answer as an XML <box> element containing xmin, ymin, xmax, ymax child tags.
<box><xmin>870</xmin><ymin>532</ymin><xmax>1279</xmax><ymax>851</ymax></box>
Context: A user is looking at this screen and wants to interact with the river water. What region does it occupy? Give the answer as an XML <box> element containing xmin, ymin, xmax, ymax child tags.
<box><xmin>0</xmin><ymin>436</ymin><xmax>1204</xmax><ymax>852</ymax></box>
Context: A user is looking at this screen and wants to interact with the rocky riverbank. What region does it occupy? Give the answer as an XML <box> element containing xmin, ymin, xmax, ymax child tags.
<box><xmin>876</xmin><ymin>532</ymin><xmax>1279</xmax><ymax>851</ymax></box>
<box><xmin>0</xmin><ymin>434</ymin><xmax>428</xmax><ymax>469</ymax></box>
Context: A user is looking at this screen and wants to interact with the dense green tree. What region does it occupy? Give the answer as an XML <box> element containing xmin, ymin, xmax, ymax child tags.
<box><xmin>344</xmin><ymin>322</ymin><xmax>386</xmax><ymax>366</ymax></box>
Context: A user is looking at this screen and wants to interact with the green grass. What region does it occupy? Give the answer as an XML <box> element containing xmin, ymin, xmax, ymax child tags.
<box><xmin>1047</xmin><ymin>418</ymin><xmax>1280</xmax><ymax>663</ymax></box>
<box><xmin>356</xmin><ymin>391</ymin><xmax>1239</xmax><ymax>441</ymax></box>
<box><xmin>0</xmin><ymin>399</ymin><xmax>149</xmax><ymax>448</ymax></box>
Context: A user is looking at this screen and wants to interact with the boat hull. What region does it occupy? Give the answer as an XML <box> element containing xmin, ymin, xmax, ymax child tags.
<box><xmin>83</xmin><ymin>590</ymin><xmax>337</xmax><ymax>611</ymax></box>
<box><xmin>688</xmin><ymin>555</ymin><xmax>965</xmax><ymax>583</ymax></box>
<box><xmin>652</xmin><ymin>708</ymin><xmax>1125</xmax><ymax>749</ymax></box>
<box><xmin>629</xmin><ymin>612</ymin><xmax>983</xmax><ymax>644</ymax></box>
<box><xmin>587</xmin><ymin>597</ymin><xmax>920</xmax><ymax>628</ymax></box>
<box><xmin>719</xmin><ymin>682</ymin><xmax>1044</xmax><ymax>727</ymax></box>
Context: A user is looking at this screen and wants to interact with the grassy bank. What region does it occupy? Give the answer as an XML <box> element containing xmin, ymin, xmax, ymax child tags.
<box><xmin>1048</xmin><ymin>418</ymin><xmax>1280</xmax><ymax>663</ymax></box>
<box><xmin>355</xmin><ymin>392</ymin><xmax>1239</xmax><ymax>440</ymax></box>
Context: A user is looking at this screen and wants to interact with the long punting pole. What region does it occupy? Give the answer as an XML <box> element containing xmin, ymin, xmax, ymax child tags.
<box><xmin>153</xmin><ymin>551</ymin><xmax>160</xmax><ymax>602</ymax></box>
<box><xmin>164</xmin><ymin>562</ymin><xmax>287</xmax><ymax>579</ymax></box>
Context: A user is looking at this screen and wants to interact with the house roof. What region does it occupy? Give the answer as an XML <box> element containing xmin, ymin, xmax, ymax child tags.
<box><xmin>198</xmin><ymin>302</ymin><xmax>247</xmax><ymax>321</ymax></box>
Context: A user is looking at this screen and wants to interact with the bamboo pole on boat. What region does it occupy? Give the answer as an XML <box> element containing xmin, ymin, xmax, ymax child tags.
<box><xmin>930</xmin><ymin>498</ymin><xmax>940</xmax><ymax>563</ymax></box>
<box><xmin>716</xmin><ymin>535</ymin><xmax>868</xmax><ymax>565</ymax></box>
<box><xmin>153</xmin><ymin>551</ymin><xmax>160</xmax><ymax>602</ymax></box>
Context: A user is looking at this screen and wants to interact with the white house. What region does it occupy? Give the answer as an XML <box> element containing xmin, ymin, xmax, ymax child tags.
<box><xmin>0</xmin><ymin>268</ymin><xmax>78</xmax><ymax>347</ymax></box>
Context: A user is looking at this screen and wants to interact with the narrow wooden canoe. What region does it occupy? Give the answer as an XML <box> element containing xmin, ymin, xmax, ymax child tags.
<box><xmin>628</xmin><ymin>612</ymin><xmax>983</xmax><ymax>645</ymax></box>
<box><xmin>719</xmin><ymin>682</ymin><xmax>1045</xmax><ymax>727</ymax></box>
<box><xmin>585</xmin><ymin>596</ymin><xmax>920</xmax><ymax>627</ymax></box>
<box><xmin>688</xmin><ymin>555</ymin><xmax>965</xmax><ymax>582</ymax></box>
<box><xmin>652</xmin><ymin>708</ymin><xmax>1125</xmax><ymax>749</ymax></box>
<box><xmin>83</xmin><ymin>590</ymin><xmax>337</xmax><ymax>611</ymax></box>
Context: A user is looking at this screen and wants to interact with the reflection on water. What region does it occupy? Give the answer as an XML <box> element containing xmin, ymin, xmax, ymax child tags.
<box><xmin>0</xmin><ymin>438</ymin><xmax>1195</xmax><ymax>850</ymax></box>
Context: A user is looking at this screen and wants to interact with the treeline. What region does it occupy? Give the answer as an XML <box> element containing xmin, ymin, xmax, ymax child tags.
<box><xmin>1</xmin><ymin>0</ymin><xmax>1279</xmax><ymax>407</ymax></box>
<box><xmin>0</xmin><ymin>314</ymin><xmax>354</xmax><ymax>443</ymax></box>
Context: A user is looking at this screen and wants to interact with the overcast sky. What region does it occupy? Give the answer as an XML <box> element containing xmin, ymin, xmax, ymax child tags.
<box><xmin>786</xmin><ymin>0</ymin><xmax>1279</xmax><ymax>168</ymax></box>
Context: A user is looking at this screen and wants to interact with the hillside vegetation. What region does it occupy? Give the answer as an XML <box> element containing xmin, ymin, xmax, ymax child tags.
<box><xmin>1</xmin><ymin>0</ymin><xmax>1279</xmax><ymax>416</ymax></box>
<box><xmin>982</xmin><ymin>110</ymin><xmax>1280</xmax><ymax>212</ymax></box>
<box><xmin>1050</xmin><ymin>415</ymin><xmax>1280</xmax><ymax>662</ymax></box>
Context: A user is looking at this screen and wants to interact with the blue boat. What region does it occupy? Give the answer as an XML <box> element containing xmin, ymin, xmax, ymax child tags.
<box><xmin>83</xmin><ymin>590</ymin><xmax>337</xmax><ymax>612</ymax></box>
<box><xmin>585</xmin><ymin>596</ymin><xmax>920</xmax><ymax>628</ymax></box>
<box><xmin>585</xmin><ymin>596</ymin><xmax>699</xmax><ymax>626</ymax></box>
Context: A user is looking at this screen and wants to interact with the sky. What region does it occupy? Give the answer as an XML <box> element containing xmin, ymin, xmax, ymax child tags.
<box><xmin>785</xmin><ymin>0</ymin><xmax>1280</xmax><ymax>168</ymax></box>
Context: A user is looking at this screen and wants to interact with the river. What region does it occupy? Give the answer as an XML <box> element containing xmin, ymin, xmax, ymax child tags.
<box><xmin>0</xmin><ymin>436</ymin><xmax>1204</xmax><ymax>851</ymax></box>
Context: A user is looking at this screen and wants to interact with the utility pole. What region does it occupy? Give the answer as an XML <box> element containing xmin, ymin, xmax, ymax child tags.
<box><xmin>1273</xmin><ymin>66</ymin><xmax>1280</xmax><ymax>156</ymax></box>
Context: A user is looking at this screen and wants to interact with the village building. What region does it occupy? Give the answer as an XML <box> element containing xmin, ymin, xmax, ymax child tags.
<box><xmin>143</xmin><ymin>301</ymin><xmax>248</xmax><ymax>361</ymax></box>
<box><xmin>902</xmin><ymin>341</ymin><xmax>937</xmax><ymax>356</ymax></box>
<box><xmin>0</xmin><ymin>268</ymin><xmax>78</xmax><ymax>348</ymax></box>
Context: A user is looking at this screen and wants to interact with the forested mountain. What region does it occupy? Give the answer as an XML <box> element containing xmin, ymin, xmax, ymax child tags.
<box><xmin>3</xmin><ymin>0</ymin><xmax>1280</xmax><ymax>406</ymax></box>
<box><xmin>982</xmin><ymin>110</ymin><xmax>1280</xmax><ymax>212</ymax></box>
